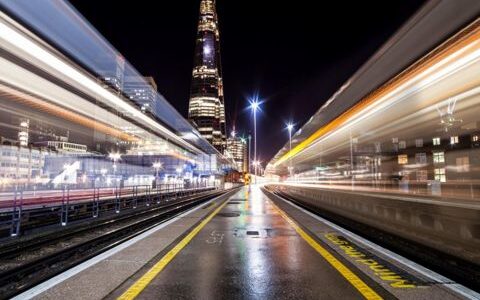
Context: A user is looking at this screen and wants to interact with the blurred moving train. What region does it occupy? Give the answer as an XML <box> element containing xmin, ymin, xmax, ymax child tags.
<box><xmin>268</xmin><ymin>1</ymin><xmax>480</xmax><ymax>201</ymax></box>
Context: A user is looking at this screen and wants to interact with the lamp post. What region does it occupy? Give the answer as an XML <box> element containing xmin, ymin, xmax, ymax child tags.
<box><xmin>228</xmin><ymin>129</ymin><xmax>236</xmax><ymax>176</ymax></box>
<box><xmin>100</xmin><ymin>168</ymin><xmax>107</xmax><ymax>186</ymax></box>
<box><xmin>249</xmin><ymin>99</ymin><xmax>259</xmax><ymax>184</ymax></box>
<box><xmin>286</xmin><ymin>122</ymin><xmax>294</xmax><ymax>177</ymax></box>
<box><xmin>248</xmin><ymin>134</ymin><xmax>251</xmax><ymax>175</ymax></box>
<box><xmin>108</xmin><ymin>152</ymin><xmax>121</xmax><ymax>187</ymax></box>
<box><xmin>153</xmin><ymin>161</ymin><xmax>163</xmax><ymax>185</ymax></box>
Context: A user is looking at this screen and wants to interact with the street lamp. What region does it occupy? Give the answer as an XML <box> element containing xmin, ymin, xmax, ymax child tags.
<box><xmin>252</xmin><ymin>160</ymin><xmax>261</xmax><ymax>178</ymax></box>
<box><xmin>286</xmin><ymin>122</ymin><xmax>294</xmax><ymax>176</ymax></box>
<box><xmin>108</xmin><ymin>152</ymin><xmax>121</xmax><ymax>161</ymax></box>
<box><xmin>248</xmin><ymin>134</ymin><xmax>251</xmax><ymax>176</ymax></box>
<box><xmin>108</xmin><ymin>152</ymin><xmax>121</xmax><ymax>186</ymax></box>
<box><xmin>249</xmin><ymin>98</ymin><xmax>260</xmax><ymax>184</ymax></box>
<box><xmin>153</xmin><ymin>161</ymin><xmax>163</xmax><ymax>183</ymax></box>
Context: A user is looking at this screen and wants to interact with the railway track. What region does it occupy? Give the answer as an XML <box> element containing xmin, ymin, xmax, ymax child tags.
<box><xmin>0</xmin><ymin>188</ymin><xmax>237</xmax><ymax>299</ymax></box>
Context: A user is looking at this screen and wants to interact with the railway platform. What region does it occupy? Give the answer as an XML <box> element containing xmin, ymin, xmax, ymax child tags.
<box><xmin>15</xmin><ymin>186</ymin><xmax>479</xmax><ymax>300</ymax></box>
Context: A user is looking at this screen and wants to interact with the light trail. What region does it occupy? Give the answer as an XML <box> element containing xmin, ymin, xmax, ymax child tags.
<box><xmin>274</xmin><ymin>20</ymin><xmax>480</xmax><ymax>168</ymax></box>
<box><xmin>0</xmin><ymin>83</ymin><xmax>138</xmax><ymax>142</ymax></box>
<box><xmin>0</xmin><ymin>13</ymin><xmax>203</xmax><ymax>154</ymax></box>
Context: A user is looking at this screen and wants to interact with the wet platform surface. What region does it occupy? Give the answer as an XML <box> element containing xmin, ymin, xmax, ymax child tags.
<box><xmin>112</xmin><ymin>186</ymin><xmax>387</xmax><ymax>299</ymax></box>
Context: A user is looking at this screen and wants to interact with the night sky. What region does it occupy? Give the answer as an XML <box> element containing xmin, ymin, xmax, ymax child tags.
<box><xmin>69</xmin><ymin>0</ymin><xmax>425</xmax><ymax>163</ymax></box>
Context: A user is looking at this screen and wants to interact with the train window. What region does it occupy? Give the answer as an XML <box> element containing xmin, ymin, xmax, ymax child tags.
<box><xmin>433</xmin><ymin>137</ymin><xmax>441</xmax><ymax>146</ymax></box>
<box><xmin>399</xmin><ymin>141</ymin><xmax>406</xmax><ymax>149</ymax></box>
<box><xmin>472</xmin><ymin>135</ymin><xmax>479</xmax><ymax>142</ymax></box>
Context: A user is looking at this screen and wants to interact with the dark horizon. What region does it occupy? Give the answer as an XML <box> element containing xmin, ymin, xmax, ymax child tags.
<box><xmin>68</xmin><ymin>0</ymin><xmax>426</xmax><ymax>163</ymax></box>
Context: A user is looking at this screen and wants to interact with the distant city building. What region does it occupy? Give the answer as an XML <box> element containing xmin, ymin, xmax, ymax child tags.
<box><xmin>226</xmin><ymin>135</ymin><xmax>248</xmax><ymax>172</ymax></box>
<box><xmin>98</xmin><ymin>54</ymin><xmax>125</xmax><ymax>93</ymax></box>
<box><xmin>0</xmin><ymin>145</ymin><xmax>44</xmax><ymax>185</ymax></box>
<box><xmin>124</xmin><ymin>76</ymin><xmax>158</xmax><ymax>113</ymax></box>
<box><xmin>18</xmin><ymin>119</ymin><xmax>29</xmax><ymax>147</ymax></box>
<box><xmin>188</xmin><ymin>0</ymin><xmax>227</xmax><ymax>153</ymax></box>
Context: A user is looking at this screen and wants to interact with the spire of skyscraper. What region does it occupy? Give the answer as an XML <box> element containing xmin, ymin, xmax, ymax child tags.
<box><xmin>188</xmin><ymin>0</ymin><xmax>227</xmax><ymax>153</ymax></box>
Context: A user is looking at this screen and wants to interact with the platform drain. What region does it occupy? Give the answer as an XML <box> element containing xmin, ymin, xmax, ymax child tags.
<box><xmin>217</xmin><ymin>212</ymin><xmax>240</xmax><ymax>217</ymax></box>
<box><xmin>234</xmin><ymin>229</ymin><xmax>271</xmax><ymax>238</ymax></box>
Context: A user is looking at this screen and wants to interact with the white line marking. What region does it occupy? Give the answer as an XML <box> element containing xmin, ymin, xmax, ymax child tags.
<box><xmin>275</xmin><ymin>193</ymin><xmax>480</xmax><ymax>300</ymax></box>
<box><xmin>12</xmin><ymin>194</ymin><xmax>228</xmax><ymax>300</ymax></box>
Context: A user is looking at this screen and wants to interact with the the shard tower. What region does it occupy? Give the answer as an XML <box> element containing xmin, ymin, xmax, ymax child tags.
<box><xmin>188</xmin><ymin>0</ymin><xmax>227</xmax><ymax>153</ymax></box>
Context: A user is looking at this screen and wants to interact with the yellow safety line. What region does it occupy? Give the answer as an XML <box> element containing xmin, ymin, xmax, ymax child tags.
<box><xmin>269</xmin><ymin>200</ymin><xmax>383</xmax><ymax>300</ymax></box>
<box><xmin>117</xmin><ymin>198</ymin><xmax>230</xmax><ymax>300</ymax></box>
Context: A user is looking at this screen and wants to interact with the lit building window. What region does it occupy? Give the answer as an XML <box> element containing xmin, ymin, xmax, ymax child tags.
<box><xmin>456</xmin><ymin>156</ymin><xmax>470</xmax><ymax>172</ymax></box>
<box><xmin>415</xmin><ymin>153</ymin><xmax>426</xmax><ymax>164</ymax></box>
<box><xmin>416</xmin><ymin>170</ymin><xmax>428</xmax><ymax>182</ymax></box>
<box><xmin>433</xmin><ymin>152</ymin><xmax>445</xmax><ymax>164</ymax></box>
<box><xmin>433</xmin><ymin>137</ymin><xmax>441</xmax><ymax>146</ymax></box>
<box><xmin>434</xmin><ymin>168</ymin><xmax>446</xmax><ymax>182</ymax></box>
<box><xmin>398</xmin><ymin>154</ymin><xmax>408</xmax><ymax>165</ymax></box>
<box><xmin>415</xmin><ymin>139</ymin><xmax>423</xmax><ymax>148</ymax></box>
<box><xmin>450</xmin><ymin>136</ymin><xmax>459</xmax><ymax>145</ymax></box>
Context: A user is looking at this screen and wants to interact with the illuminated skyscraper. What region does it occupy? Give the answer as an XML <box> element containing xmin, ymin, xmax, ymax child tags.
<box><xmin>124</xmin><ymin>76</ymin><xmax>158</xmax><ymax>113</ymax></box>
<box><xmin>98</xmin><ymin>54</ymin><xmax>125</xmax><ymax>93</ymax></box>
<box><xmin>226</xmin><ymin>135</ymin><xmax>248</xmax><ymax>173</ymax></box>
<box><xmin>188</xmin><ymin>0</ymin><xmax>227</xmax><ymax>153</ymax></box>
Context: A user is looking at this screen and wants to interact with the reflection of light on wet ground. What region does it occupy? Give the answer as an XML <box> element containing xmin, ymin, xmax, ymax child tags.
<box><xmin>245</xmin><ymin>186</ymin><xmax>270</xmax><ymax>295</ymax></box>
<box><xmin>246</xmin><ymin>241</ymin><xmax>270</xmax><ymax>296</ymax></box>
<box><xmin>250</xmin><ymin>185</ymin><xmax>264</xmax><ymax>215</ymax></box>
<box><xmin>283</xmin><ymin>234</ymin><xmax>301</xmax><ymax>269</ymax></box>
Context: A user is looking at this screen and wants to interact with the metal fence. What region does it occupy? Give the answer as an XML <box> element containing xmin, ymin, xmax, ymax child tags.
<box><xmin>0</xmin><ymin>182</ymin><xmax>221</xmax><ymax>238</ymax></box>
